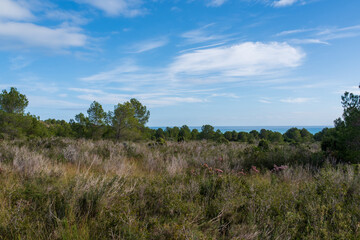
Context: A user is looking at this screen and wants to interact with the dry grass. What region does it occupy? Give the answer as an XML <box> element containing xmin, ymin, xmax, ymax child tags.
<box><xmin>0</xmin><ymin>138</ymin><xmax>358</xmax><ymax>239</ymax></box>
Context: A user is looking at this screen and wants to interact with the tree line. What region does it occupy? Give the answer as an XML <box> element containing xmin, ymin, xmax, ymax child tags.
<box><xmin>0</xmin><ymin>86</ymin><xmax>359</xmax><ymax>163</ymax></box>
<box><xmin>0</xmin><ymin>87</ymin><xmax>322</xmax><ymax>143</ymax></box>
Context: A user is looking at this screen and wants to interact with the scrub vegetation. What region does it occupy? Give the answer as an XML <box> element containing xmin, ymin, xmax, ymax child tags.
<box><xmin>0</xmin><ymin>86</ymin><xmax>359</xmax><ymax>239</ymax></box>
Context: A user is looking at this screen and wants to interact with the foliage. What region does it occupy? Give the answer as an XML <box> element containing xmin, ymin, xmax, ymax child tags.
<box><xmin>322</xmin><ymin>86</ymin><xmax>360</xmax><ymax>163</ymax></box>
<box><xmin>0</xmin><ymin>139</ymin><xmax>358</xmax><ymax>239</ymax></box>
<box><xmin>0</xmin><ymin>87</ymin><xmax>29</xmax><ymax>114</ymax></box>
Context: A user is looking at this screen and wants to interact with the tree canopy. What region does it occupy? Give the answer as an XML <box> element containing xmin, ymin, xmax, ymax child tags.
<box><xmin>322</xmin><ymin>86</ymin><xmax>360</xmax><ymax>162</ymax></box>
<box><xmin>0</xmin><ymin>87</ymin><xmax>28</xmax><ymax>114</ymax></box>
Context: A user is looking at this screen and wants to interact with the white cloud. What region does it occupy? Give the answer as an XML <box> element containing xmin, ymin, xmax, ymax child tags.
<box><xmin>44</xmin><ymin>10</ymin><xmax>89</xmax><ymax>25</ymax></box>
<box><xmin>181</xmin><ymin>25</ymin><xmax>227</xmax><ymax>45</ymax></box>
<box><xmin>28</xmin><ymin>96</ymin><xmax>86</xmax><ymax>109</ymax></box>
<box><xmin>273</xmin><ymin>0</ymin><xmax>299</xmax><ymax>7</ymax></box>
<box><xmin>182</xmin><ymin>29</ymin><xmax>217</xmax><ymax>44</ymax></box>
<box><xmin>75</xmin><ymin>0</ymin><xmax>144</xmax><ymax>17</ymax></box>
<box><xmin>79</xmin><ymin>41</ymin><xmax>306</xmax><ymax>107</ymax></box>
<box><xmin>77</xmin><ymin>93</ymin><xmax>205</xmax><ymax>107</ymax></box>
<box><xmin>9</xmin><ymin>55</ymin><xmax>33</xmax><ymax>70</ymax></box>
<box><xmin>280</xmin><ymin>97</ymin><xmax>313</xmax><ymax>103</ymax></box>
<box><xmin>69</xmin><ymin>88</ymin><xmax>104</xmax><ymax>94</ymax></box>
<box><xmin>207</xmin><ymin>0</ymin><xmax>227</xmax><ymax>7</ymax></box>
<box><xmin>128</xmin><ymin>38</ymin><xmax>168</xmax><ymax>53</ymax></box>
<box><xmin>276</xmin><ymin>25</ymin><xmax>360</xmax><ymax>45</ymax></box>
<box><xmin>276</xmin><ymin>29</ymin><xmax>315</xmax><ymax>37</ymax></box>
<box><xmin>211</xmin><ymin>93</ymin><xmax>239</xmax><ymax>99</ymax></box>
<box><xmin>259</xmin><ymin>99</ymin><xmax>271</xmax><ymax>104</ymax></box>
<box><xmin>170</xmin><ymin>42</ymin><xmax>305</xmax><ymax>79</ymax></box>
<box><xmin>337</xmin><ymin>86</ymin><xmax>360</xmax><ymax>95</ymax></box>
<box><xmin>318</xmin><ymin>25</ymin><xmax>360</xmax><ymax>41</ymax></box>
<box><xmin>0</xmin><ymin>22</ymin><xmax>87</xmax><ymax>49</ymax></box>
<box><xmin>80</xmin><ymin>64</ymin><xmax>141</xmax><ymax>82</ymax></box>
<box><xmin>290</xmin><ymin>38</ymin><xmax>329</xmax><ymax>45</ymax></box>
<box><xmin>259</xmin><ymin>98</ymin><xmax>272</xmax><ymax>104</ymax></box>
<box><xmin>0</xmin><ymin>0</ymin><xmax>34</xmax><ymax>20</ymax></box>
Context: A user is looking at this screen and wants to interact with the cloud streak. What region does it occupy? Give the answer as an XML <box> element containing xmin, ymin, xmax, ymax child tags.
<box><xmin>128</xmin><ymin>38</ymin><xmax>168</xmax><ymax>53</ymax></box>
<box><xmin>74</xmin><ymin>0</ymin><xmax>144</xmax><ymax>17</ymax></box>
<box><xmin>0</xmin><ymin>22</ymin><xmax>87</xmax><ymax>49</ymax></box>
<box><xmin>280</xmin><ymin>97</ymin><xmax>313</xmax><ymax>103</ymax></box>
<box><xmin>79</xmin><ymin>41</ymin><xmax>305</xmax><ymax>107</ymax></box>
<box><xmin>276</xmin><ymin>25</ymin><xmax>360</xmax><ymax>45</ymax></box>
<box><xmin>0</xmin><ymin>0</ymin><xmax>34</xmax><ymax>20</ymax></box>
<box><xmin>206</xmin><ymin>0</ymin><xmax>227</xmax><ymax>7</ymax></box>
<box><xmin>273</xmin><ymin>0</ymin><xmax>299</xmax><ymax>7</ymax></box>
<box><xmin>170</xmin><ymin>42</ymin><xmax>305</xmax><ymax>80</ymax></box>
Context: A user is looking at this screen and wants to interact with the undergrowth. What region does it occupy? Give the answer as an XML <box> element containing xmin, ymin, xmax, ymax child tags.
<box><xmin>0</xmin><ymin>138</ymin><xmax>358</xmax><ymax>239</ymax></box>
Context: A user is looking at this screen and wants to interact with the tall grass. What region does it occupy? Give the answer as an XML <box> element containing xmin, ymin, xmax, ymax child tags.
<box><xmin>0</xmin><ymin>138</ymin><xmax>358</xmax><ymax>239</ymax></box>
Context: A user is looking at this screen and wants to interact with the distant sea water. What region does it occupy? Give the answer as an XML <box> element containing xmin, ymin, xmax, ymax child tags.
<box><xmin>150</xmin><ymin>126</ymin><xmax>332</xmax><ymax>134</ymax></box>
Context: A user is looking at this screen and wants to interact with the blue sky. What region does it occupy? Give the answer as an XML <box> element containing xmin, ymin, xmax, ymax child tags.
<box><xmin>0</xmin><ymin>0</ymin><xmax>359</xmax><ymax>126</ymax></box>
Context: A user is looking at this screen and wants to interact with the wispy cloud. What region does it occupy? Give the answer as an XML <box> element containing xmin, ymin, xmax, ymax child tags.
<box><xmin>206</xmin><ymin>0</ymin><xmax>227</xmax><ymax>7</ymax></box>
<box><xmin>280</xmin><ymin>97</ymin><xmax>313</xmax><ymax>103</ymax></box>
<box><xmin>44</xmin><ymin>9</ymin><xmax>89</xmax><ymax>25</ymax></box>
<box><xmin>74</xmin><ymin>0</ymin><xmax>144</xmax><ymax>17</ymax></box>
<box><xmin>128</xmin><ymin>37</ymin><xmax>168</xmax><ymax>53</ymax></box>
<box><xmin>0</xmin><ymin>22</ymin><xmax>87</xmax><ymax>50</ymax></box>
<box><xmin>273</xmin><ymin>0</ymin><xmax>299</xmax><ymax>7</ymax></box>
<box><xmin>9</xmin><ymin>55</ymin><xmax>33</xmax><ymax>70</ymax></box>
<box><xmin>77</xmin><ymin>92</ymin><xmax>205</xmax><ymax>107</ymax></box>
<box><xmin>290</xmin><ymin>38</ymin><xmax>329</xmax><ymax>45</ymax></box>
<box><xmin>275</xmin><ymin>29</ymin><xmax>315</xmax><ymax>37</ymax></box>
<box><xmin>69</xmin><ymin>88</ymin><xmax>104</xmax><ymax>94</ymax></box>
<box><xmin>28</xmin><ymin>95</ymin><xmax>87</xmax><ymax>109</ymax></box>
<box><xmin>170</xmin><ymin>42</ymin><xmax>305</xmax><ymax>80</ymax></box>
<box><xmin>82</xmin><ymin>41</ymin><xmax>305</xmax><ymax>85</ymax></box>
<box><xmin>0</xmin><ymin>0</ymin><xmax>34</xmax><ymax>20</ymax></box>
<box><xmin>181</xmin><ymin>24</ymin><xmax>229</xmax><ymax>45</ymax></box>
<box><xmin>318</xmin><ymin>25</ymin><xmax>360</xmax><ymax>41</ymax></box>
<box><xmin>210</xmin><ymin>93</ymin><xmax>240</xmax><ymax>99</ymax></box>
<box><xmin>80</xmin><ymin>63</ymin><xmax>141</xmax><ymax>82</ymax></box>
<box><xmin>259</xmin><ymin>98</ymin><xmax>272</xmax><ymax>104</ymax></box>
<box><xmin>79</xmin><ymin>41</ymin><xmax>305</xmax><ymax>107</ymax></box>
<box><xmin>276</xmin><ymin>25</ymin><xmax>360</xmax><ymax>45</ymax></box>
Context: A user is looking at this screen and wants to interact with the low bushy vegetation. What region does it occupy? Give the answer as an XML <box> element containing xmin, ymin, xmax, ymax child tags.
<box><xmin>1</xmin><ymin>86</ymin><xmax>360</xmax><ymax>239</ymax></box>
<box><xmin>0</xmin><ymin>138</ymin><xmax>359</xmax><ymax>239</ymax></box>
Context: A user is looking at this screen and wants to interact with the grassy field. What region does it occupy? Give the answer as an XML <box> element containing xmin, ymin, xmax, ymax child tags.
<box><xmin>0</xmin><ymin>138</ymin><xmax>359</xmax><ymax>239</ymax></box>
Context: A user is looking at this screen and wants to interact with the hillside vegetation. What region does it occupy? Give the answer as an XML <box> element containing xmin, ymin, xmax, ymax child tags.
<box><xmin>1</xmin><ymin>138</ymin><xmax>360</xmax><ymax>239</ymax></box>
<box><xmin>0</xmin><ymin>86</ymin><xmax>360</xmax><ymax>239</ymax></box>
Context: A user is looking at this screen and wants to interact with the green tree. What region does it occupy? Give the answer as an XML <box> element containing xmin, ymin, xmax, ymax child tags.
<box><xmin>300</xmin><ymin>128</ymin><xmax>313</xmax><ymax>142</ymax></box>
<box><xmin>166</xmin><ymin>127</ymin><xmax>180</xmax><ymax>141</ymax></box>
<box><xmin>112</xmin><ymin>99</ymin><xmax>149</xmax><ymax>140</ymax></box>
<box><xmin>70</xmin><ymin>113</ymin><xmax>90</xmax><ymax>138</ymax></box>
<box><xmin>113</xmin><ymin>102</ymin><xmax>138</xmax><ymax>140</ymax></box>
<box><xmin>0</xmin><ymin>87</ymin><xmax>28</xmax><ymax>114</ymax></box>
<box><xmin>249</xmin><ymin>130</ymin><xmax>259</xmax><ymax>140</ymax></box>
<box><xmin>87</xmin><ymin>101</ymin><xmax>106</xmax><ymax>126</ymax></box>
<box><xmin>87</xmin><ymin>101</ymin><xmax>107</xmax><ymax>139</ymax></box>
<box><xmin>284</xmin><ymin>128</ymin><xmax>302</xmax><ymax>143</ymax></box>
<box><xmin>259</xmin><ymin>129</ymin><xmax>269</xmax><ymax>140</ymax></box>
<box><xmin>224</xmin><ymin>131</ymin><xmax>233</xmax><ymax>141</ymax></box>
<box><xmin>179</xmin><ymin>125</ymin><xmax>191</xmax><ymax>141</ymax></box>
<box><xmin>268</xmin><ymin>131</ymin><xmax>284</xmax><ymax>143</ymax></box>
<box><xmin>314</xmin><ymin>128</ymin><xmax>330</xmax><ymax>141</ymax></box>
<box><xmin>155</xmin><ymin>128</ymin><xmax>165</xmax><ymax>139</ymax></box>
<box><xmin>322</xmin><ymin>87</ymin><xmax>360</xmax><ymax>162</ymax></box>
<box><xmin>130</xmin><ymin>98</ymin><xmax>150</xmax><ymax>125</ymax></box>
<box><xmin>191</xmin><ymin>129</ymin><xmax>199</xmax><ymax>140</ymax></box>
<box><xmin>231</xmin><ymin>130</ymin><xmax>238</xmax><ymax>141</ymax></box>
<box><xmin>237</xmin><ymin>132</ymin><xmax>249</xmax><ymax>142</ymax></box>
<box><xmin>200</xmin><ymin>125</ymin><xmax>215</xmax><ymax>140</ymax></box>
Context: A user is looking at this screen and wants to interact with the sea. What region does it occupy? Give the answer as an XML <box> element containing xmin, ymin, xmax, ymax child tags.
<box><xmin>149</xmin><ymin>126</ymin><xmax>332</xmax><ymax>134</ymax></box>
